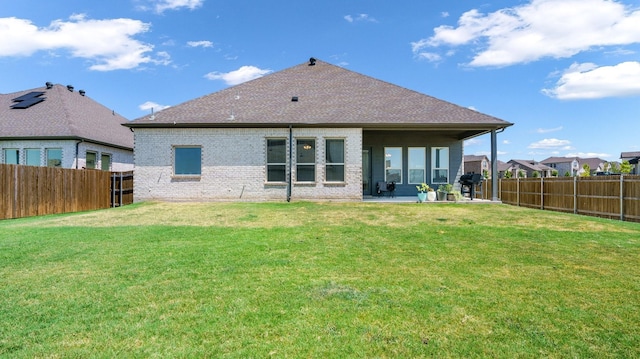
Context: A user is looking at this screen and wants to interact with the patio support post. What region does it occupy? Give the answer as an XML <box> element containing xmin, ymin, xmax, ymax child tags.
<box><xmin>287</xmin><ymin>125</ymin><xmax>293</xmax><ymax>202</ymax></box>
<box><xmin>490</xmin><ymin>129</ymin><xmax>499</xmax><ymax>201</ymax></box>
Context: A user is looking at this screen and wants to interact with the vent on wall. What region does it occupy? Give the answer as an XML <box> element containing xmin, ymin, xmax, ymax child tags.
<box><xmin>10</xmin><ymin>92</ymin><xmax>46</xmax><ymax>109</ymax></box>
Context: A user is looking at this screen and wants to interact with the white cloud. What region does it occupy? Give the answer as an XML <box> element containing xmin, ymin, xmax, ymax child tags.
<box><xmin>344</xmin><ymin>14</ymin><xmax>378</xmax><ymax>23</ymax></box>
<box><xmin>0</xmin><ymin>15</ymin><xmax>157</xmax><ymax>71</ymax></box>
<box><xmin>528</xmin><ymin>138</ymin><xmax>571</xmax><ymax>149</ymax></box>
<box><xmin>139</xmin><ymin>101</ymin><xmax>171</xmax><ymax>112</ymax></box>
<box><xmin>565</xmin><ymin>152</ymin><xmax>612</xmax><ymax>159</ymax></box>
<box><xmin>441</xmin><ymin>12</ymin><xmax>450</xmax><ymax>18</ymax></box>
<box><xmin>412</xmin><ymin>0</ymin><xmax>640</xmax><ymax>67</ymax></box>
<box><xmin>416</xmin><ymin>52</ymin><xmax>442</xmax><ymax>63</ymax></box>
<box><xmin>139</xmin><ymin>0</ymin><xmax>205</xmax><ymax>14</ymax></box>
<box><xmin>543</xmin><ymin>61</ymin><xmax>640</xmax><ymax>99</ymax></box>
<box><xmin>187</xmin><ymin>40</ymin><xmax>213</xmax><ymax>48</ymax></box>
<box><xmin>503</xmin><ymin>140</ymin><xmax>511</xmax><ymax>145</ymax></box>
<box><xmin>536</xmin><ymin>126</ymin><xmax>563</xmax><ymax>133</ymax></box>
<box><xmin>204</xmin><ymin>65</ymin><xmax>272</xmax><ymax>85</ymax></box>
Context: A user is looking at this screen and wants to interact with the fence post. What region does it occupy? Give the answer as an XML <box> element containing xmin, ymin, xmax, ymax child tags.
<box><xmin>517</xmin><ymin>178</ymin><xmax>520</xmax><ymax>207</ymax></box>
<box><xmin>111</xmin><ymin>172</ymin><xmax>115</xmax><ymax>208</ymax></box>
<box><xmin>620</xmin><ymin>175</ymin><xmax>624</xmax><ymax>221</ymax></box>
<box><xmin>119</xmin><ymin>172</ymin><xmax>123</xmax><ymax>207</ymax></box>
<box><xmin>540</xmin><ymin>177</ymin><xmax>544</xmax><ymax>210</ymax></box>
<box><xmin>573</xmin><ymin>176</ymin><xmax>577</xmax><ymax>214</ymax></box>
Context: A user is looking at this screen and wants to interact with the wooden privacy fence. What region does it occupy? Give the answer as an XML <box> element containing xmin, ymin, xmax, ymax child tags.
<box><xmin>1</xmin><ymin>164</ymin><xmax>134</xmax><ymax>220</ymax></box>
<box><xmin>471</xmin><ymin>176</ymin><xmax>640</xmax><ymax>223</ymax></box>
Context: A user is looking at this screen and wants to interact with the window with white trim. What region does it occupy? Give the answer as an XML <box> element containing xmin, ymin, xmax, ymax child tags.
<box><xmin>86</xmin><ymin>151</ymin><xmax>97</xmax><ymax>169</ymax></box>
<box><xmin>431</xmin><ymin>147</ymin><xmax>449</xmax><ymax>183</ymax></box>
<box><xmin>46</xmin><ymin>149</ymin><xmax>62</xmax><ymax>167</ymax></box>
<box><xmin>296</xmin><ymin>139</ymin><xmax>316</xmax><ymax>182</ymax></box>
<box><xmin>25</xmin><ymin>148</ymin><xmax>41</xmax><ymax>166</ymax></box>
<box><xmin>174</xmin><ymin>146</ymin><xmax>202</xmax><ymax>176</ymax></box>
<box><xmin>266</xmin><ymin>138</ymin><xmax>287</xmax><ymax>182</ymax></box>
<box><xmin>101</xmin><ymin>153</ymin><xmax>111</xmax><ymax>171</ymax></box>
<box><xmin>325</xmin><ymin>139</ymin><xmax>345</xmax><ymax>182</ymax></box>
<box><xmin>408</xmin><ymin>147</ymin><xmax>425</xmax><ymax>184</ymax></box>
<box><xmin>3</xmin><ymin>149</ymin><xmax>19</xmax><ymax>164</ymax></box>
<box><xmin>384</xmin><ymin>147</ymin><xmax>402</xmax><ymax>183</ymax></box>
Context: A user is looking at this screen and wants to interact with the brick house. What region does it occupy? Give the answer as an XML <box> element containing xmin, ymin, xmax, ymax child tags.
<box><xmin>125</xmin><ymin>59</ymin><xmax>512</xmax><ymax>202</ymax></box>
<box><xmin>1</xmin><ymin>83</ymin><xmax>133</xmax><ymax>171</ymax></box>
<box><xmin>620</xmin><ymin>151</ymin><xmax>640</xmax><ymax>174</ymax></box>
<box><xmin>463</xmin><ymin>155</ymin><xmax>490</xmax><ymax>178</ymax></box>
<box><xmin>541</xmin><ymin>156</ymin><xmax>606</xmax><ymax>176</ymax></box>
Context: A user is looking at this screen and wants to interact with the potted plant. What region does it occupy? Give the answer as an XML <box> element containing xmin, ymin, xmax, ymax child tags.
<box><xmin>437</xmin><ymin>183</ymin><xmax>453</xmax><ymax>201</ymax></box>
<box><xmin>427</xmin><ymin>187</ymin><xmax>436</xmax><ymax>201</ymax></box>
<box><xmin>416</xmin><ymin>183</ymin><xmax>429</xmax><ymax>203</ymax></box>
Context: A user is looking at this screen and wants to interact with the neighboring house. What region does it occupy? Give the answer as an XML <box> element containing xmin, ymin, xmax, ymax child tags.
<box><xmin>1</xmin><ymin>83</ymin><xmax>133</xmax><ymax>171</ymax></box>
<box><xmin>541</xmin><ymin>157</ymin><xmax>606</xmax><ymax>176</ymax></box>
<box><xmin>125</xmin><ymin>58</ymin><xmax>512</xmax><ymax>202</ymax></box>
<box><xmin>464</xmin><ymin>155</ymin><xmax>490</xmax><ymax>178</ymax></box>
<box><xmin>507</xmin><ymin>159</ymin><xmax>554</xmax><ymax>178</ymax></box>
<box><xmin>621</xmin><ymin>151</ymin><xmax>640</xmax><ymax>174</ymax></box>
<box><xmin>496</xmin><ymin>160</ymin><xmax>513</xmax><ymax>178</ymax></box>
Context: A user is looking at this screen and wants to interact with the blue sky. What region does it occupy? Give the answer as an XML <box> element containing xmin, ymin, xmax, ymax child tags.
<box><xmin>2</xmin><ymin>0</ymin><xmax>639</xmax><ymax>162</ymax></box>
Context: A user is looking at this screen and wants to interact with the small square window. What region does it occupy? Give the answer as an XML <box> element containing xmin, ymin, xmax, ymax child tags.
<box><xmin>174</xmin><ymin>147</ymin><xmax>202</xmax><ymax>175</ymax></box>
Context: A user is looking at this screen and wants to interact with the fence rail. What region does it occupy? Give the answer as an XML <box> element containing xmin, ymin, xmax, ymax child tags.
<box><xmin>472</xmin><ymin>175</ymin><xmax>640</xmax><ymax>223</ymax></box>
<box><xmin>1</xmin><ymin>164</ymin><xmax>134</xmax><ymax>220</ymax></box>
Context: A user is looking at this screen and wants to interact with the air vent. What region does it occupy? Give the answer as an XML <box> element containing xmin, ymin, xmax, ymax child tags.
<box><xmin>79</xmin><ymin>90</ymin><xmax>86</xmax><ymax>96</ymax></box>
<box><xmin>10</xmin><ymin>92</ymin><xmax>46</xmax><ymax>109</ymax></box>
<box><xmin>45</xmin><ymin>82</ymin><xmax>53</xmax><ymax>89</ymax></box>
<box><xmin>291</xmin><ymin>96</ymin><xmax>299</xmax><ymax>102</ymax></box>
<box><xmin>67</xmin><ymin>85</ymin><xmax>74</xmax><ymax>92</ymax></box>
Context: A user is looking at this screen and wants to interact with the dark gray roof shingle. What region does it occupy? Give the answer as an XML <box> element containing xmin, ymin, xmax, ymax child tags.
<box><xmin>126</xmin><ymin>59</ymin><xmax>512</xmax><ymax>131</ymax></box>
<box><xmin>0</xmin><ymin>84</ymin><xmax>133</xmax><ymax>149</ymax></box>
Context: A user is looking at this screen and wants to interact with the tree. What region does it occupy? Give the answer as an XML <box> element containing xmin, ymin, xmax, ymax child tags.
<box><xmin>517</xmin><ymin>169</ymin><xmax>526</xmax><ymax>178</ymax></box>
<box><xmin>551</xmin><ymin>169</ymin><xmax>559</xmax><ymax>177</ymax></box>
<box><xmin>580</xmin><ymin>164</ymin><xmax>591</xmax><ymax>177</ymax></box>
<box><xmin>608</xmin><ymin>162</ymin><xmax>621</xmax><ymax>174</ymax></box>
<box><xmin>504</xmin><ymin>170</ymin><xmax>512</xmax><ymax>179</ymax></box>
<box><xmin>532</xmin><ymin>170</ymin><xmax>540</xmax><ymax>178</ymax></box>
<box><xmin>620</xmin><ymin>160</ymin><xmax>632</xmax><ymax>174</ymax></box>
<box><xmin>564</xmin><ymin>171</ymin><xmax>571</xmax><ymax>177</ymax></box>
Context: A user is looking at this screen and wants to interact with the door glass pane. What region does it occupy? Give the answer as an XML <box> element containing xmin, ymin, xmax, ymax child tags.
<box><xmin>384</xmin><ymin>147</ymin><xmax>402</xmax><ymax>183</ymax></box>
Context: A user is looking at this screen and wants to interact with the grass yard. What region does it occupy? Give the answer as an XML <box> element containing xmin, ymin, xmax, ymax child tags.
<box><xmin>1</xmin><ymin>201</ymin><xmax>639</xmax><ymax>358</ymax></box>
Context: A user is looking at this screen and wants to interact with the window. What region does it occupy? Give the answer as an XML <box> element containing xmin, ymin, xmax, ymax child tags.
<box><xmin>101</xmin><ymin>154</ymin><xmax>111</xmax><ymax>171</ymax></box>
<box><xmin>47</xmin><ymin>149</ymin><xmax>62</xmax><ymax>167</ymax></box>
<box><xmin>3</xmin><ymin>149</ymin><xmax>19</xmax><ymax>164</ymax></box>
<box><xmin>296</xmin><ymin>139</ymin><xmax>316</xmax><ymax>182</ymax></box>
<box><xmin>25</xmin><ymin>149</ymin><xmax>41</xmax><ymax>166</ymax></box>
<box><xmin>432</xmin><ymin>147</ymin><xmax>449</xmax><ymax>183</ymax></box>
<box><xmin>174</xmin><ymin>146</ymin><xmax>202</xmax><ymax>176</ymax></box>
<box><xmin>408</xmin><ymin>147</ymin><xmax>425</xmax><ymax>184</ymax></box>
<box><xmin>384</xmin><ymin>147</ymin><xmax>402</xmax><ymax>183</ymax></box>
<box><xmin>86</xmin><ymin>151</ymin><xmax>97</xmax><ymax>169</ymax></box>
<box><xmin>266</xmin><ymin>138</ymin><xmax>287</xmax><ymax>182</ymax></box>
<box><xmin>325</xmin><ymin>139</ymin><xmax>345</xmax><ymax>182</ymax></box>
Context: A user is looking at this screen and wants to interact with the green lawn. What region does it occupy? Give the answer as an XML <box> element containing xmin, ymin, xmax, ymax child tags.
<box><xmin>1</xmin><ymin>202</ymin><xmax>639</xmax><ymax>358</ymax></box>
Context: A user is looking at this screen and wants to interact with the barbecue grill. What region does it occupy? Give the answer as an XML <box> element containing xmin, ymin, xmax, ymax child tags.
<box><xmin>459</xmin><ymin>173</ymin><xmax>483</xmax><ymax>200</ymax></box>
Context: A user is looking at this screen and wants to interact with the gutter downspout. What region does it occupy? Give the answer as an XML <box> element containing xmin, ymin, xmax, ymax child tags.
<box><xmin>75</xmin><ymin>140</ymin><xmax>83</xmax><ymax>169</ymax></box>
<box><xmin>287</xmin><ymin>125</ymin><xmax>293</xmax><ymax>202</ymax></box>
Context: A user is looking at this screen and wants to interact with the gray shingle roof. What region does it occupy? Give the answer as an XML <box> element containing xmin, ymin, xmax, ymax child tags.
<box><xmin>0</xmin><ymin>84</ymin><xmax>133</xmax><ymax>149</ymax></box>
<box><xmin>126</xmin><ymin>59</ymin><xmax>512</xmax><ymax>134</ymax></box>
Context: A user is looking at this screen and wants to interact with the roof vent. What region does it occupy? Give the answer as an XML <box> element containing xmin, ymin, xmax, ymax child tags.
<box><xmin>45</xmin><ymin>82</ymin><xmax>53</xmax><ymax>89</ymax></box>
<box><xmin>291</xmin><ymin>96</ymin><xmax>299</xmax><ymax>102</ymax></box>
<box><xmin>309</xmin><ymin>57</ymin><xmax>316</xmax><ymax>66</ymax></box>
<box><xmin>67</xmin><ymin>85</ymin><xmax>74</xmax><ymax>92</ymax></box>
<box><xmin>79</xmin><ymin>90</ymin><xmax>86</xmax><ymax>96</ymax></box>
